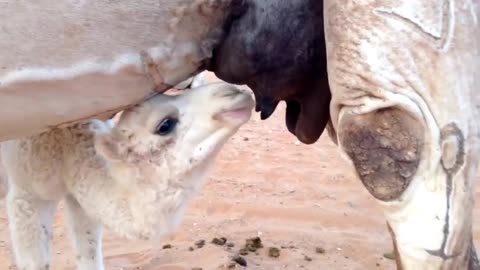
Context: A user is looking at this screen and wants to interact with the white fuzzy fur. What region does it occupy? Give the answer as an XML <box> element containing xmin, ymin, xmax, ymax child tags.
<box><xmin>0</xmin><ymin>82</ymin><xmax>253</xmax><ymax>270</ymax></box>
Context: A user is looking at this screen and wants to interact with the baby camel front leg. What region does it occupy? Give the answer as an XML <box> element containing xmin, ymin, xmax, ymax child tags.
<box><xmin>7</xmin><ymin>188</ymin><xmax>56</xmax><ymax>270</ymax></box>
<box><xmin>64</xmin><ymin>195</ymin><xmax>104</xmax><ymax>270</ymax></box>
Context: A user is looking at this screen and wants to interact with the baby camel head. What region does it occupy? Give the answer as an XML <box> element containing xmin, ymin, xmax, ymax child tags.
<box><xmin>91</xmin><ymin>82</ymin><xmax>254</xmax><ymax>177</ymax></box>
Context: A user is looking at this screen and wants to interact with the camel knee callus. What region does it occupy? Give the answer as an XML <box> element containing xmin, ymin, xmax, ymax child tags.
<box><xmin>339</xmin><ymin>108</ymin><xmax>424</xmax><ymax>201</ymax></box>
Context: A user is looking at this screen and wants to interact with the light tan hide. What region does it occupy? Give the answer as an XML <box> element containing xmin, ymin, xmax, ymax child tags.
<box><xmin>325</xmin><ymin>0</ymin><xmax>480</xmax><ymax>269</ymax></box>
<box><xmin>0</xmin><ymin>0</ymin><xmax>231</xmax><ymax>141</ymax></box>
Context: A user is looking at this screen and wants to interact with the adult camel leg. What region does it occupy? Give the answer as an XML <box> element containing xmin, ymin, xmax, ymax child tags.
<box><xmin>324</xmin><ymin>0</ymin><xmax>480</xmax><ymax>269</ymax></box>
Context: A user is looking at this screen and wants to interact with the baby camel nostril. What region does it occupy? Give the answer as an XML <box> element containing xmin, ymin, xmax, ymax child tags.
<box><xmin>221</xmin><ymin>91</ymin><xmax>239</xmax><ymax>98</ymax></box>
<box><xmin>215</xmin><ymin>87</ymin><xmax>241</xmax><ymax>98</ymax></box>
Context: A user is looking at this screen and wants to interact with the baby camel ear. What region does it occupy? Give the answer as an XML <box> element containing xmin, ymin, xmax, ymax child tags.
<box><xmin>90</xmin><ymin>120</ymin><xmax>123</xmax><ymax>162</ymax></box>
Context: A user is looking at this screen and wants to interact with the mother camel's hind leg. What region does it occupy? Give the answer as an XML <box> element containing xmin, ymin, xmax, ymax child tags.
<box><xmin>7</xmin><ymin>187</ymin><xmax>57</xmax><ymax>270</ymax></box>
<box><xmin>64</xmin><ymin>195</ymin><xmax>104</xmax><ymax>270</ymax></box>
<box><xmin>324</xmin><ymin>0</ymin><xmax>480</xmax><ymax>269</ymax></box>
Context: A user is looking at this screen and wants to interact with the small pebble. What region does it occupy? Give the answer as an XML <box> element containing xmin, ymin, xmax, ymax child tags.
<box><xmin>304</xmin><ymin>255</ymin><xmax>313</xmax><ymax>262</ymax></box>
<box><xmin>268</xmin><ymin>247</ymin><xmax>280</xmax><ymax>258</ymax></box>
<box><xmin>315</xmin><ymin>247</ymin><xmax>325</xmax><ymax>254</ymax></box>
<box><xmin>238</xmin><ymin>248</ymin><xmax>249</xmax><ymax>256</ymax></box>
<box><xmin>191</xmin><ymin>268</ymin><xmax>202</xmax><ymax>270</ymax></box>
<box><xmin>383</xmin><ymin>252</ymin><xmax>396</xmax><ymax>260</ymax></box>
<box><xmin>162</xmin><ymin>244</ymin><xmax>172</xmax><ymax>249</ymax></box>
<box><xmin>245</xmin><ymin>237</ymin><xmax>263</xmax><ymax>252</ymax></box>
<box><xmin>195</xmin><ymin>240</ymin><xmax>206</xmax><ymax>248</ymax></box>
<box><xmin>188</xmin><ymin>247</ymin><xmax>195</xmax><ymax>251</ymax></box>
<box><xmin>232</xmin><ymin>255</ymin><xmax>247</xmax><ymax>267</ymax></box>
<box><xmin>226</xmin><ymin>242</ymin><xmax>235</xmax><ymax>248</ymax></box>
<box><xmin>212</xmin><ymin>237</ymin><xmax>227</xmax><ymax>246</ymax></box>
<box><xmin>226</xmin><ymin>262</ymin><xmax>236</xmax><ymax>269</ymax></box>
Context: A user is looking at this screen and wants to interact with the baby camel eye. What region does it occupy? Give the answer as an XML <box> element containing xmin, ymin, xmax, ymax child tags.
<box><xmin>155</xmin><ymin>117</ymin><xmax>178</xmax><ymax>136</ymax></box>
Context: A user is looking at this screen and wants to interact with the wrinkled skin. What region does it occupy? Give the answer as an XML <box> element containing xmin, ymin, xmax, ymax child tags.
<box><xmin>207</xmin><ymin>0</ymin><xmax>330</xmax><ymax>144</ymax></box>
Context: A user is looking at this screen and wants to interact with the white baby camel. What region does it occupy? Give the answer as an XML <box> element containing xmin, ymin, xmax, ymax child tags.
<box><xmin>0</xmin><ymin>82</ymin><xmax>254</xmax><ymax>270</ymax></box>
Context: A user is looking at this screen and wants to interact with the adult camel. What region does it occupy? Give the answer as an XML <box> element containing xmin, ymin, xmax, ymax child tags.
<box><xmin>0</xmin><ymin>0</ymin><xmax>479</xmax><ymax>269</ymax></box>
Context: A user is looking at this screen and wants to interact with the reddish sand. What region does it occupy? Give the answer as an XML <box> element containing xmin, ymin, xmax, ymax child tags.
<box><xmin>0</xmin><ymin>73</ymin><xmax>479</xmax><ymax>269</ymax></box>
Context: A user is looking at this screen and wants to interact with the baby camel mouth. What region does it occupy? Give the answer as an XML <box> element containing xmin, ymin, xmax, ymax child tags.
<box><xmin>214</xmin><ymin>95</ymin><xmax>254</xmax><ymax>124</ymax></box>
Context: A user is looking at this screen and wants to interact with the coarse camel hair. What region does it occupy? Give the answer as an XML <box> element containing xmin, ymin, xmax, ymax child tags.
<box><xmin>0</xmin><ymin>82</ymin><xmax>254</xmax><ymax>270</ymax></box>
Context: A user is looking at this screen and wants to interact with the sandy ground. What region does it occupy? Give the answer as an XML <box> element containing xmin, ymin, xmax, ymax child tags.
<box><xmin>1</xmin><ymin>73</ymin><xmax>480</xmax><ymax>269</ymax></box>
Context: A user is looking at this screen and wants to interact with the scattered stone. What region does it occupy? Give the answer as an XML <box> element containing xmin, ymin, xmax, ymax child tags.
<box><xmin>232</xmin><ymin>255</ymin><xmax>247</xmax><ymax>267</ymax></box>
<box><xmin>243</xmin><ymin>137</ymin><xmax>249</xmax><ymax>141</ymax></box>
<box><xmin>162</xmin><ymin>244</ymin><xmax>172</xmax><ymax>249</ymax></box>
<box><xmin>212</xmin><ymin>237</ymin><xmax>227</xmax><ymax>246</ymax></box>
<box><xmin>226</xmin><ymin>242</ymin><xmax>235</xmax><ymax>248</ymax></box>
<box><xmin>268</xmin><ymin>247</ymin><xmax>280</xmax><ymax>258</ymax></box>
<box><xmin>226</xmin><ymin>261</ymin><xmax>237</xmax><ymax>269</ymax></box>
<box><xmin>188</xmin><ymin>247</ymin><xmax>195</xmax><ymax>251</ymax></box>
<box><xmin>245</xmin><ymin>237</ymin><xmax>263</xmax><ymax>252</ymax></box>
<box><xmin>195</xmin><ymin>240</ymin><xmax>206</xmax><ymax>248</ymax></box>
<box><xmin>238</xmin><ymin>248</ymin><xmax>249</xmax><ymax>256</ymax></box>
<box><xmin>315</xmin><ymin>247</ymin><xmax>325</xmax><ymax>254</ymax></box>
<box><xmin>304</xmin><ymin>255</ymin><xmax>313</xmax><ymax>262</ymax></box>
<box><xmin>383</xmin><ymin>251</ymin><xmax>396</xmax><ymax>260</ymax></box>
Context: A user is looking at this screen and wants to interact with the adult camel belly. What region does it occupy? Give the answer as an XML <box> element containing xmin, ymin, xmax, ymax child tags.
<box><xmin>0</xmin><ymin>0</ymin><xmax>233</xmax><ymax>141</ymax></box>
